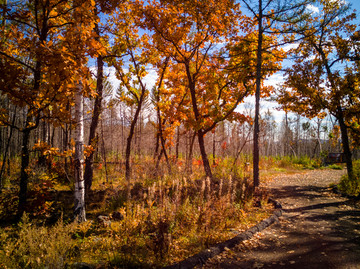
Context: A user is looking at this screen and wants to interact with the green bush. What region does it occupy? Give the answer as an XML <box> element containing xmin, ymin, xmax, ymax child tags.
<box><xmin>327</xmin><ymin>164</ymin><xmax>343</xmax><ymax>170</ymax></box>
<box><xmin>275</xmin><ymin>155</ymin><xmax>321</xmax><ymax>169</ymax></box>
<box><xmin>338</xmin><ymin>160</ymin><xmax>360</xmax><ymax>196</ymax></box>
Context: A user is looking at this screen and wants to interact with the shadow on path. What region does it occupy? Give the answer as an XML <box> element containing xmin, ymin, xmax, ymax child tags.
<box><xmin>204</xmin><ymin>171</ymin><xmax>360</xmax><ymax>269</ymax></box>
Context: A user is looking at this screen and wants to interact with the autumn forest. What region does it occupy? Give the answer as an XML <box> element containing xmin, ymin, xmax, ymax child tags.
<box><xmin>1</xmin><ymin>0</ymin><xmax>360</xmax><ymax>267</ymax></box>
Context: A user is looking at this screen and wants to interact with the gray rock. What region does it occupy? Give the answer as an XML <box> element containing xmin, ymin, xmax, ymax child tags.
<box><xmin>97</xmin><ymin>215</ymin><xmax>111</xmax><ymax>227</ymax></box>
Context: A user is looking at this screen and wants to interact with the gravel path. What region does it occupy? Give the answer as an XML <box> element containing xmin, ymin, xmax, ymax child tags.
<box><xmin>203</xmin><ymin>169</ymin><xmax>360</xmax><ymax>269</ymax></box>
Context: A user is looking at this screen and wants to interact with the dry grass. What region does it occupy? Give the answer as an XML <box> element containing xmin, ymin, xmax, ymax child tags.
<box><xmin>0</xmin><ymin>155</ymin><xmax>312</xmax><ymax>268</ymax></box>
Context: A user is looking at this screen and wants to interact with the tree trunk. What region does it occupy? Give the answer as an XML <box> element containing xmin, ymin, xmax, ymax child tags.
<box><xmin>0</xmin><ymin>108</ymin><xmax>16</xmax><ymax>192</ymax></box>
<box><xmin>316</xmin><ymin>118</ymin><xmax>323</xmax><ymax>155</ymax></box>
<box><xmin>153</xmin><ymin>132</ymin><xmax>160</xmax><ymax>161</ymax></box>
<box><xmin>17</xmin><ymin>127</ymin><xmax>31</xmax><ymax>219</ymax></box>
<box><xmin>337</xmin><ymin>108</ymin><xmax>353</xmax><ymax>180</ymax></box>
<box><xmin>121</xmin><ymin>112</ymin><xmax>125</xmax><ymax>157</ymax></box>
<box><xmin>175</xmin><ymin>126</ymin><xmax>180</xmax><ymax>160</ymax></box>
<box><xmin>100</xmin><ymin>119</ymin><xmax>108</xmax><ymax>183</ymax></box>
<box><xmin>198</xmin><ymin>130</ymin><xmax>213</xmax><ymax>180</ymax></box>
<box><xmin>154</xmin><ymin>102</ymin><xmax>172</xmax><ymax>174</ymax></box>
<box><xmin>137</xmin><ymin>113</ymin><xmax>142</xmax><ymax>156</ymax></box>
<box><xmin>63</xmin><ymin>105</ymin><xmax>70</xmax><ymax>176</ymax></box>
<box><xmin>186</xmin><ymin>64</ymin><xmax>213</xmax><ymax>181</ymax></box>
<box><xmin>212</xmin><ymin>129</ymin><xmax>216</xmax><ymax>165</ymax></box>
<box><xmin>125</xmin><ymin>129</ymin><xmax>134</xmax><ymax>181</ymax></box>
<box><xmin>155</xmin><ymin>148</ymin><xmax>164</xmax><ymax>172</ymax></box>
<box><xmin>38</xmin><ymin>120</ymin><xmax>47</xmax><ymax>166</ymax></box>
<box><xmin>125</xmin><ymin>104</ymin><xmax>143</xmax><ymax>180</ymax></box>
<box><xmin>321</xmin><ymin>44</ymin><xmax>354</xmax><ymax>180</ymax></box>
<box><xmin>253</xmin><ymin>0</ymin><xmax>263</xmax><ymax>190</ymax></box>
<box><xmin>160</xmin><ymin>132</ymin><xmax>172</xmax><ymax>174</ymax></box>
<box><xmin>186</xmin><ymin>132</ymin><xmax>196</xmax><ymax>174</ymax></box>
<box><xmin>84</xmin><ymin>28</ymin><xmax>104</xmax><ymax>192</ymax></box>
<box><xmin>74</xmin><ymin>85</ymin><xmax>86</xmax><ymax>222</ymax></box>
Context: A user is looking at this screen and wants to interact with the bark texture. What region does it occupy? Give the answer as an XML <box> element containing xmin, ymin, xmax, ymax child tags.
<box><xmin>74</xmin><ymin>85</ymin><xmax>86</xmax><ymax>222</ymax></box>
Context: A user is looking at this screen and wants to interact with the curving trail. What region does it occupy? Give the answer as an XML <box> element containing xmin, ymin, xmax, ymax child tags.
<box><xmin>204</xmin><ymin>169</ymin><xmax>360</xmax><ymax>269</ymax></box>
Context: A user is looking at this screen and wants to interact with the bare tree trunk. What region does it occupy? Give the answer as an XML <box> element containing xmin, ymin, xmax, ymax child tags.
<box><xmin>121</xmin><ymin>113</ymin><xmax>125</xmax><ymax>157</ymax></box>
<box><xmin>212</xmin><ymin>129</ymin><xmax>216</xmax><ymax>165</ymax></box>
<box><xmin>74</xmin><ymin>85</ymin><xmax>86</xmax><ymax>222</ymax></box>
<box><xmin>125</xmin><ymin>104</ymin><xmax>143</xmax><ymax>180</ymax></box>
<box><xmin>153</xmin><ymin>132</ymin><xmax>160</xmax><ymax>161</ymax></box>
<box><xmin>0</xmin><ymin>107</ymin><xmax>16</xmax><ymax>192</ymax></box>
<box><xmin>101</xmin><ymin>119</ymin><xmax>108</xmax><ymax>183</ymax></box>
<box><xmin>17</xmin><ymin>128</ymin><xmax>30</xmax><ymax>219</ymax></box>
<box><xmin>137</xmin><ymin>113</ymin><xmax>142</xmax><ymax>156</ymax></box>
<box><xmin>186</xmin><ymin>132</ymin><xmax>196</xmax><ymax>174</ymax></box>
<box><xmin>232</xmin><ymin>125</ymin><xmax>253</xmax><ymax>169</ymax></box>
<box><xmin>284</xmin><ymin>112</ymin><xmax>289</xmax><ymax>156</ymax></box>
<box><xmin>63</xmin><ymin>104</ymin><xmax>70</xmax><ymax>177</ymax></box>
<box><xmin>316</xmin><ymin>118</ymin><xmax>323</xmax><ymax>155</ymax></box>
<box><xmin>175</xmin><ymin>126</ymin><xmax>180</xmax><ymax>160</ymax></box>
<box><xmin>160</xmin><ymin>132</ymin><xmax>172</xmax><ymax>174</ymax></box>
<box><xmin>84</xmin><ymin>19</ymin><xmax>104</xmax><ymax>191</ymax></box>
<box><xmin>295</xmin><ymin>114</ymin><xmax>300</xmax><ymax>156</ymax></box>
<box><xmin>38</xmin><ymin>119</ymin><xmax>47</xmax><ymax>166</ymax></box>
<box><xmin>155</xmin><ymin>148</ymin><xmax>164</xmax><ymax>172</ymax></box>
<box><xmin>154</xmin><ymin>108</ymin><xmax>172</xmax><ymax>174</ymax></box>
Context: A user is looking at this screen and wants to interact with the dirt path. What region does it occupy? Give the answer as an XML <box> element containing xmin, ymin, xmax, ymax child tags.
<box><xmin>203</xmin><ymin>169</ymin><xmax>360</xmax><ymax>269</ymax></box>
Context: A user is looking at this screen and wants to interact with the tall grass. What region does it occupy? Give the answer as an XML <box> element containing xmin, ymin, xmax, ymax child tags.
<box><xmin>0</xmin><ymin>154</ymin><xmax>310</xmax><ymax>267</ymax></box>
<box><xmin>0</xmin><ymin>214</ymin><xmax>77</xmax><ymax>268</ymax></box>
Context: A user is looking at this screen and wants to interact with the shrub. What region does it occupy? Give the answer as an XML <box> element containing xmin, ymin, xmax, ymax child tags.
<box><xmin>338</xmin><ymin>160</ymin><xmax>360</xmax><ymax>196</ymax></box>
<box><xmin>0</xmin><ymin>156</ymin><xmax>274</xmax><ymax>268</ymax></box>
<box><xmin>0</xmin><ymin>188</ymin><xmax>18</xmax><ymax>221</ymax></box>
<box><xmin>327</xmin><ymin>164</ymin><xmax>343</xmax><ymax>170</ymax></box>
<box><xmin>0</xmin><ymin>214</ymin><xmax>77</xmax><ymax>268</ymax></box>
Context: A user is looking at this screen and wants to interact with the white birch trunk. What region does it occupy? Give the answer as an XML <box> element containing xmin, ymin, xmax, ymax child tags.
<box><xmin>74</xmin><ymin>83</ymin><xmax>86</xmax><ymax>222</ymax></box>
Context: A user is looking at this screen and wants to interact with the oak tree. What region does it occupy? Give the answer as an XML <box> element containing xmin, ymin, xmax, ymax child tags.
<box><xmin>277</xmin><ymin>0</ymin><xmax>359</xmax><ymax>180</ymax></box>
<box><xmin>141</xmin><ymin>0</ymin><xmax>252</xmax><ymax>181</ymax></box>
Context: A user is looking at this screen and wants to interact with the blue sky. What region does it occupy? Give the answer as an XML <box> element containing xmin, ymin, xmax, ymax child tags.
<box><xmin>103</xmin><ymin>0</ymin><xmax>360</xmax><ymax>124</ymax></box>
<box><xmin>349</xmin><ymin>0</ymin><xmax>360</xmax><ymax>13</ymax></box>
<box><xmin>253</xmin><ymin>0</ymin><xmax>360</xmax><ymax>122</ymax></box>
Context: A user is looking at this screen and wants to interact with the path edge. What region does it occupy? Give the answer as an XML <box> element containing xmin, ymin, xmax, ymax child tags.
<box><xmin>332</xmin><ymin>184</ymin><xmax>360</xmax><ymax>200</ymax></box>
<box><xmin>163</xmin><ymin>199</ymin><xmax>283</xmax><ymax>269</ymax></box>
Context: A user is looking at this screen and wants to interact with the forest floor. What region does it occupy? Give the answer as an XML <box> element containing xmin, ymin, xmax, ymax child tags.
<box><xmin>203</xmin><ymin>169</ymin><xmax>360</xmax><ymax>269</ymax></box>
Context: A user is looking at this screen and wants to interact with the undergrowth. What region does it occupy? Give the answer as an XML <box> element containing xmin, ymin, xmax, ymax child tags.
<box><xmin>327</xmin><ymin>164</ymin><xmax>343</xmax><ymax>170</ymax></box>
<box><xmin>0</xmin><ymin>155</ymin><xmax>316</xmax><ymax>267</ymax></box>
<box><xmin>0</xmin><ymin>214</ymin><xmax>77</xmax><ymax>269</ymax></box>
<box><xmin>274</xmin><ymin>155</ymin><xmax>321</xmax><ymax>170</ymax></box>
<box><xmin>338</xmin><ymin>159</ymin><xmax>360</xmax><ymax>196</ymax></box>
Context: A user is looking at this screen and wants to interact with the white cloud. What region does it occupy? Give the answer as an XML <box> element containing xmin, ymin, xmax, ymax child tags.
<box><xmin>101</xmin><ymin>66</ymin><xmax>157</xmax><ymax>93</ymax></box>
<box><xmin>142</xmin><ymin>69</ymin><xmax>157</xmax><ymax>90</ymax></box>
<box><xmin>264</xmin><ymin>73</ymin><xmax>284</xmax><ymax>88</ymax></box>
<box><xmin>283</xmin><ymin>43</ymin><xmax>298</xmax><ymax>52</ymax></box>
<box><xmin>104</xmin><ymin>67</ymin><xmax>120</xmax><ymax>91</ymax></box>
<box><xmin>306</xmin><ymin>4</ymin><xmax>320</xmax><ymax>14</ymax></box>
<box><xmin>101</xmin><ymin>65</ymin><xmax>288</xmax><ymax>122</ymax></box>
